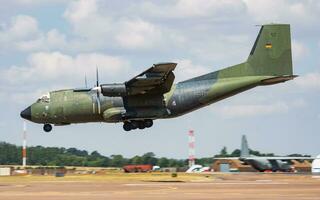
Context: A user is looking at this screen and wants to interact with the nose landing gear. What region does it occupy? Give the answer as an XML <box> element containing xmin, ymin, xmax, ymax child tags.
<box><xmin>123</xmin><ymin>119</ymin><xmax>153</xmax><ymax>131</ymax></box>
<box><xmin>43</xmin><ymin>124</ymin><xmax>52</xmax><ymax>132</ymax></box>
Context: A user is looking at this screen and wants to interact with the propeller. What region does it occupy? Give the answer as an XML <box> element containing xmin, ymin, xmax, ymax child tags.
<box><xmin>94</xmin><ymin>67</ymin><xmax>101</xmax><ymax>114</ymax></box>
<box><xmin>96</xmin><ymin>66</ymin><xmax>99</xmax><ymax>88</ymax></box>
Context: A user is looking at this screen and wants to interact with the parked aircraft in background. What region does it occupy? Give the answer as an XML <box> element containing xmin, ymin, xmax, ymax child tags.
<box><xmin>216</xmin><ymin>135</ymin><xmax>315</xmax><ymax>172</ymax></box>
<box><xmin>312</xmin><ymin>155</ymin><xmax>320</xmax><ymax>173</ymax></box>
<box><xmin>21</xmin><ymin>24</ymin><xmax>296</xmax><ymax>132</ymax></box>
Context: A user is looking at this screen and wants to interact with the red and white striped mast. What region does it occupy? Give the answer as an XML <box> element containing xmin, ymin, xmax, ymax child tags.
<box><xmin>22</xmin><ymin>121</ymin><xmax>27</xmax><ymax>167</ymax></box>
<box><xmin>188</xmin><ymin>130</ymin><xmax>195</xmax><ymax>167</ymax></box>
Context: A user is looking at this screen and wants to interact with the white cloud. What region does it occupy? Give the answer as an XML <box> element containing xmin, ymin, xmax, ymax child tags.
<box><xmin>0</xmin><ymin>15</ymin><xmax>39</xmax><ymax>43</ymax></box>
<box><xmin>243</xmin><ymin>0</ymin><xmax>320</xmax><ymax>26</ymax></box>
<box><xmin>4</xmin><ymin>89</ymin><xmax>47</xmax><ymax>106</ymax></box>
<box><xmin>0</xmin><ymin>15</ymin><xmax>67</xmax><ymax>52</ymax></box>
<box><xmin>0</xmin><ymin>51</ymin><xmax>131</xmax><ymax>105</ymax></box>
<box><xmin>46</xmin><ymin>29</ymin><xmax>67</xmax><ymax>48</ymax></box>
<box><xmin>174</xmin><ymin>59</ymin><xmax>210</xmax><ymax>82</ymax></box>
<box><xmin>63</xmin><ymin>0</ymin><xmax>185</xmax><ymax>51</ymax></box>
<box><xmin>16</xmin><ymin>29</ymin><xmax>67</xmax><ymax>51</ymax></box>
<box><xmin>294</xmin><ymin>72</ymin><xmax>320</xmax><ymax>89</ymax></box>
<box><xmin>140</xmin><ymin>0</ymin><xmax>246</xmax><ymax>19</ymax></box>
<box><xmin>64</xmin><ymin>0</ymin><xmax>97</xmax><ymax>23</ymax></box>
<box><xmin>0</xmin><ymin>15</ymin><xmax>38</xmax><ymax>52</ymax></box>
<box><xmin>2</xmin><ymin>51</ymin><xmax>130</xmax><ymax>85</ymax></box>
<box><xmin>11</xmin><ymin>0</ymin><xmax>66</xmax><ymax>5</ymax></box>
<box><xmin>216</xmin><ymin>102</ymin><xmax>289</xmax><ymax>118</ymax></box>
<box><xmin>115</xmin><ymin>19</ymin><xmax>162</xmax><ymax>49</ymax></box>
<box><xmin>292</xmin><ymin>40</ymin><xmax>308</xmax><ymax>61</ymax></box>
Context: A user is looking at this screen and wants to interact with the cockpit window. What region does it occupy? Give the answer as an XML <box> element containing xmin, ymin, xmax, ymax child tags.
<box><xmin>37</xmin><ymin>93</ymin><xmax>50</xmax><ymax>103</ymax></box>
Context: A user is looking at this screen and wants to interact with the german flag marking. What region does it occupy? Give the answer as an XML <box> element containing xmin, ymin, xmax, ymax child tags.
<box><xmin>265</xmin><ymin>43</ymin><xmax>272</xmax><ymax>49</ymax></box>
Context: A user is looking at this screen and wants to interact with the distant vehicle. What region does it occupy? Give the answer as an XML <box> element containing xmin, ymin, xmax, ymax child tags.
<box><xmin>312</xmin><ymin>155</ymin><xmax>320</xmax><ymax>173</ymax></box>
<box><xmin>216</xmin><ymin>135</ymin><xmax>315</xmax><ymax>172</ymax></box>
<box><xmin>152</xmin><ymin>166</ymin><xmax>160</xmax><ymax>171</ymax></box>
<box><xmin>186</xmin><ymin>165</ymin><xmax>203</xmax><ymax>173</ymax></box>
<box><xmin>123</xmin><ymin>164</ymin><xmax>153</xmax><ymax>173</ymax></box>
<box><xmin>186</xmin><ymin>165</ymin><xmax>211</xmax><ymax>173</ymax></box>
<box><xmin>21</xmin><ymin>24</ymin><xmax>296</xmax><ymax>132</ymax></box>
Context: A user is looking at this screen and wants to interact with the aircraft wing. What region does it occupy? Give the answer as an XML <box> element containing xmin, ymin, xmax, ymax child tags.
<box><xmin>214</xmin><ymin>157</ymin><xmax>315</xmax><ymax>161</ymax></box>
<box><xmin>213</xmin><ymin>157</ymin><xmax>240</xmax><ymax>160</ymax></box>
<box><xmin>242</xmin><ymin>157</ymin><xmax>315</xmax><ymax>160</ymax></box>
<box><xmin>125</xmin><ymin>63</ymin><xmax>176</xmax><ymax>96</ymax></box>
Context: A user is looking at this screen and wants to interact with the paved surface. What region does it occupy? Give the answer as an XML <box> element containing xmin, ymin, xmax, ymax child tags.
<box><xmin>0</xmin><ymin>173</ymin><xmax>320</xmax><ymax>200</ymax></box>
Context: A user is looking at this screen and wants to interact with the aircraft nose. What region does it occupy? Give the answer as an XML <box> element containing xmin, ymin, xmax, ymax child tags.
<box><xmin>20</xmin><ymin>106</ymin><xmax>31</xmax><ymax>120</ymax></box>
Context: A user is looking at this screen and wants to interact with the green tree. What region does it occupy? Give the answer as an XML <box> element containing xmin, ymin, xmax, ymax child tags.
<box><xmin>131</xmin><ymin>155</ymin><xmax>142</xmax><ymax>165</ymax></box>
<box><xmin>220</xmin><ymin>146</ymin><xmax>228</xmax><ymax>156</ymax></box>
<box><xmin>110</xmin><ymin>155</ymin><xmax>125</xmax><ymax>167</ymax></box>
<box><xmin>157</xmin><ymin>157</ymin><xmax>169</xmax><ymax>167</ymax></box>
<box><xmin>230</xmin><ymin>149</ymin><xmax>241</xmax><ymax>157</ymax></box>
<box><xmin>141</xmin><ymin>152</ymin><xmax>157</xmax><ymax>165</ymax></box>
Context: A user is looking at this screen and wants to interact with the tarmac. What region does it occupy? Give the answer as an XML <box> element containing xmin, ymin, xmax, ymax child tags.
<box><xmin>0</xmin><ymin>173</ymin><xmax>320</xmax><ymax>200</ymax></box>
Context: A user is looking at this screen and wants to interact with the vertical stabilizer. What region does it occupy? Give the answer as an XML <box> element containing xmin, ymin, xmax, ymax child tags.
<box><xmin>246</xmin><ymin>24</ymin><xmax>293</xmax><ymax>76</ymax></box>
<box><xmin>240</xmin><ymin>135</ymin><xmax>250</xmax><ymax>158</ymax></box>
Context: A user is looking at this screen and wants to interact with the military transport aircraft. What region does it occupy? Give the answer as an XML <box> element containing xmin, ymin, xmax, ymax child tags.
<box><xmin>216</xmin><ymin>135</ymin><xmax>315</xmax><ymax>172</ymax></box>
<box><xmin>21</xmin><ymin>24</ymin><xmax>296</xmax><ymax>132</ymax></box>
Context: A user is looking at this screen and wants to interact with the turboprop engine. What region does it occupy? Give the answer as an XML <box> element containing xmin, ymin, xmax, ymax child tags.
<box><xmin>100</xmin><ymin>83</ymin><xmax>127</xmax><ymax>97</ymax></box>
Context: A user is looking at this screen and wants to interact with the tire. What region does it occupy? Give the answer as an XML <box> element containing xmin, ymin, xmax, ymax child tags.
<box><xmin>144</xmin><ymin>119</ymin><xmax>153</xmax><ymax>128</ymax></box>
<box><xmin>138</xmin><ymin>122</ymin><xmax>145</xmax><ymax>129</ymax></box>
<box><xmin>130</xmin><ymin>121</ymin><xmax>138</xmax><ymax>130</ymax></box>
<box><xmin>123</xmin><ymin>122</ymin><xmax>131</xmax><ymax>131</ymax></box>
<box><xmin>43</xmin><ymin>124</ymin><xmax>52</xmax><ymax>132</ymax></box>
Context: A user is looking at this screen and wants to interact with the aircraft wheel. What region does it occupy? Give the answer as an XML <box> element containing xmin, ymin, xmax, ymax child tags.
<box><xmin>130</xmin><ymin>121</ymin><xmax>138</xmax><ymax>130</ymax></box>
<box><xmin>43</xmin><ymin>124</ymin><xmax>52</xmax><ymax>132</ymax></box>
<box><xmin>138</xmin><ymin>121</ymin><xmax>145</xmax><ymax>129</ymax></box>
<box><xmin>123</xmin><ymin>122</ymin><xmax>131</xmax><ymax>131</ymax></box>
<box><xmin>144</xmin><ymin>119</ymin><xmax>153</xmax><ymax>128</ymax></box>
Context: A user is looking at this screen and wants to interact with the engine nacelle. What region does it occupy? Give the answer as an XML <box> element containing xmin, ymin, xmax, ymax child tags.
<box><xmin>100</xmin><ymin>83</ymin><xmax>127</xmax><ymax>97</ymax></box>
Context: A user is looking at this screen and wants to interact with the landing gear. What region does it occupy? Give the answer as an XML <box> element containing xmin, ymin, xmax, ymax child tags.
<box><xmin>122</xmin><ymin>120</ymin><xmax>153</xmax><ymax>131</ymax></box>
<box><xmin>138</xmin><ymin>123</ymin><xmax>145</xmax><ymax>129</ymax></box>
<box><xmin>43</xmin><ymin>124</ymin><xmax>52</xmax><ymax>132</ymax></box>
<box><xmin>144</xmin><ymin>119</ymin><xmax>153</xmax><ymax>128</ymax></box>
<box><xmin>123</xmin><ymin>122</ymin><xmax>131</xmax><ymax>131</ymax></box>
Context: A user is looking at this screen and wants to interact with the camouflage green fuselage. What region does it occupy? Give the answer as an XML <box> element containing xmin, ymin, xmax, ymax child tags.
<box><xmin>29</xmin><ymin>74</ymin><xmax>281</xmax><ymax>125</ymax></box>
<box><xmin>25</xmin><ymin>24</ymin><xmax>295</xmax><ymax>128</ymax></box>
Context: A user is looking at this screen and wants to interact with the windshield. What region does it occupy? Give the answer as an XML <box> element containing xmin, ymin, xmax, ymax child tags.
<box><xmin>37</xmin><ymin>93</ymin><xmax>50</xmax><ymax>103</ymax></box>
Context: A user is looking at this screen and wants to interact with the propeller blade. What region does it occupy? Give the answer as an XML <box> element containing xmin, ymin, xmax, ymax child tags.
<box><xmin>96</xmin><ymin>66</ymin><xmax>99</xmax><ymax>87</ymax></box>
<box><xmin>95</xmin><ymin>66</ymin><xmax>101</xmax><ymax>114</ymax></box>
<box><xmin>97</xmin><ymin>94</ymin><xmax>101</xmax><ymax>114</ymax></box>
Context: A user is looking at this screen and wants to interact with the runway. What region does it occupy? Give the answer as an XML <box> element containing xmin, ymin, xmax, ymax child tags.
<box><xmin>0</xmin><ymin>173</ymin><xmax>319</xmax><ymax>200</ymax></box>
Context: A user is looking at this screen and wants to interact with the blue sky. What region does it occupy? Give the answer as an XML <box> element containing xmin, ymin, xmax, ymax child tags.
<box><xmin>0</xmin><ymin>0</ymin><xmax>319</xmax><ymax>158</ymax></box>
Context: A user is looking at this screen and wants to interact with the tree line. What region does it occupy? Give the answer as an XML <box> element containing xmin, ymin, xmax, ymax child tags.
<box><xmin>0</xmin><ymin>142</ymin><xmax>309</xmax><ymax>167</ymax></box>
<box><xmin>0</xmin><ymin>142</ymin><xmax>189</xmax><ymax>167</ymax></box>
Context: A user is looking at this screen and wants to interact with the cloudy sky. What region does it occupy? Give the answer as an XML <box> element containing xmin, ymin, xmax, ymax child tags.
<box><xmin>0</xmin><ymin>0</ymin><xmax>319</xmax><ymax>158</ymax></box>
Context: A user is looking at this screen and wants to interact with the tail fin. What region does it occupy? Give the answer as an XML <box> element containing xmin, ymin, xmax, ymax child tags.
<box><xmin>210</xmin><ymin>24</ymin><xmax>293</xmax><ymax>79</ymax></box>
<box><xmin>184</xmin><ymin>24</ymin><xmax>295</xmax><ymax>82</ymax></box>
<box><xmin>246</xmin><ymin>24</ymin><xmax>293</xmax><ymax>76</ymax></box>
<box><xmin>240</xmin><ymin>135</ymin><xmax>250</xmax><ymax>158</ymax></box>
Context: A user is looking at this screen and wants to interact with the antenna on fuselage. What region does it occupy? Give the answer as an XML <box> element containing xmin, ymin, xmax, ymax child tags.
<box><xmin>84</xmin><ymin>73</ymin><xmax>88</xmax><ymax>88</ymax></box>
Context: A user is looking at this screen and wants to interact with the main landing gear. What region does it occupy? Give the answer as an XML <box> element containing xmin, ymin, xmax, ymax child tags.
<box><xmin>43</xmin><ymin>124</ymin><xmax>52</xmax><ymax>132</ymax></box>
<box><xmin>123</xmin><ymin>119</ymin><xmax>153</xmax><ymax>131</ymax></box>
